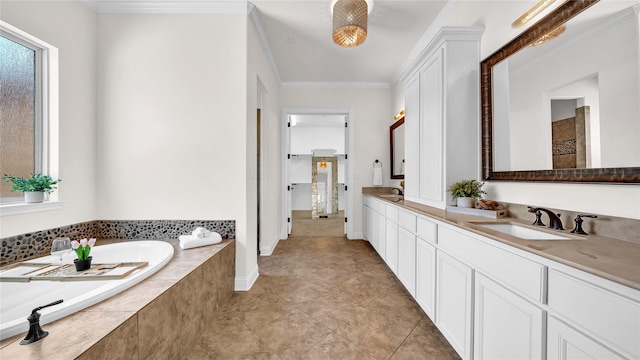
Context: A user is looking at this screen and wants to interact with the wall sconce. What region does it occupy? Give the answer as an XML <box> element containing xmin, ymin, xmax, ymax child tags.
<box><xmin>512</xmin><ymin>0</ymin><xmax>566</xmax><ymax>28</ymax></box>
<box><xmin>320</xmin><ymin>162</ymin><xmax>327</xmax><ymax>169</ymax></box>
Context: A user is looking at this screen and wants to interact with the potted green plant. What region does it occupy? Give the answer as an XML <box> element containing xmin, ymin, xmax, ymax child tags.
<box><xmin>448</xmin><ymin>179</ymin><xmax>486</xmax><ymax>208</ymax></box>
<box><xmin>2</xmin><ymin>173</ymin><xmax>61</xmax><ymax>203</ymax></box>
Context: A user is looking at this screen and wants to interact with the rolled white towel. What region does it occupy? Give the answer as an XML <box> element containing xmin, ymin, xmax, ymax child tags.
<box><xmin>191</xmin><ymin>228</ymin><xmax>206</xmax><ymax>239</ymax></box>
<box><xmin>178</xmin><ymin>232</ymin><xmax>222</xmax><ymax>250</ymax></box>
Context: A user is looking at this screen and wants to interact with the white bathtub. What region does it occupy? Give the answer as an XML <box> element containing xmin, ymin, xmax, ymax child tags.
<box><xmin>0</xmin><ymin>240</ymin><xmax>174</xmax><ymax>340</ymax></box>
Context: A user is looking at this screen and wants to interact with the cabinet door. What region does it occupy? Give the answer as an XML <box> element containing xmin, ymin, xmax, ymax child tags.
<box><xmin>377</xmin><ymin>212</ymin><xmax>386</xmax><ymax>259</ymax></box>
<box><xmin>369</xmin><ymin>209</ymin><xmax>378</xmax><ymax>251</ymax></box>
<box><xmin>436</xmin><ymin>251</ymin><xmax>473</xmax><ymax>360</ymax></box>
<box><xmin>418</xmin><ymin>50</ymin><xmax>443</xmax><ymax>203</ymax></box>
<box><xmin>547</xmin><ymin>316</ymin><xmax>626</xmax><ymax>360</ymax></box>
<box><xmin>416</xmin><ymin>238</ymin><xmax>436</xmax><ymax>318</ymax></box>
<box><xmin>385</xmin><ymin>219</ymin><xmax>399</xmax><ymax>274</ymax></box>
<box><xmin>397</xmin><ymin>227</ymin><xmax>416</xmax><ymax>296</ymax></box>
<box><xmin>474</xmin><ymin>273</ymin><xmax>545</xmax><ymax>360</ymax></box>
<box><xmin>362</xmin><ymin>205</ymin><xmax>370</xmax><ymax>241</ymax></box>
<box><xmin>404</xmin><ymin>75</ymin><xmax>420</xmax><ymax>199</ymax></box>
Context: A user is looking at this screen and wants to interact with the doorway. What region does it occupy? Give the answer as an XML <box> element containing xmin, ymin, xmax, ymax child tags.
<box><xmin>282</xmin><ymin>109</ymin><xmax>353</xmax><ymax>239</ymax></box>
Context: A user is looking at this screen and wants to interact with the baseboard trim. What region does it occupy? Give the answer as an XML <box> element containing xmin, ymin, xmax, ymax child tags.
<box><xmin>349</xmin><ymin>231</ymin><xmax>364</xmax><ymax>240</ymax></box>
<box><xmin>234</xmin><ymin>265</ymin><xmax>259</xmax><ymax>291</ymax></box>
<box><xmin>260</xmin><ymin>235</ymin><xmax>280</xmax><ymax>256</ymax></box>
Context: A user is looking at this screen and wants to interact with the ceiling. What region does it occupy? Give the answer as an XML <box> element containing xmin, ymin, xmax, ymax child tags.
<box><xmin>89</xmin><ymin>0</ymin><xmax>639</xmax><ymax>86</ymax></box>
<box><xmin>251</xmin><ymin>0</ymin><xmax>448</xmax><ymax>84</ymax></box>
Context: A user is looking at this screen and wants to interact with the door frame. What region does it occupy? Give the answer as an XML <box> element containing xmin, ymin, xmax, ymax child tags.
<box><xmin>280</xmin><ymin>108</ymin><xmax>355</xmax><ymax>239</ymax></box>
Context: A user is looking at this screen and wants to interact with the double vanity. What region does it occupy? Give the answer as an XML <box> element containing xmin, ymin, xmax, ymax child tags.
<box><xmin>362</xmin><ymin>191</ymin><xmax>640</xmax><ymax>360</ymax></box>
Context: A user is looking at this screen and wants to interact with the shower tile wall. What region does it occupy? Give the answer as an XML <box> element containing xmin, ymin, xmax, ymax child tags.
<box><xmin>0</xmin><ymin>219</ymin><xmax>235</xmax><ymax>266</ymax></box>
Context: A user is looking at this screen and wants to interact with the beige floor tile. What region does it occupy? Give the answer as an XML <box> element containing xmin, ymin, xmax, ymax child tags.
<box><xmin>299</xmin><ymin>333</ymin><xmax>375</xmax><ymax>360</ymax></box>
<box><xmin>270</xmin><ymin>276</ymin><xmax>330</xmax><ymax>304</ymax></box>
<box><xmin>296</xmin><ymin>293</ymin><xmax>364</xmax><ymax>331</ymax></box>
<box><xmin>254</xmin><ymin>309</ymin><xmax>332</xmax><ymax>360</ymax></box>
<box><xmin>183</xmin><ymin>231</ymin><xmax>461</xmax><ymax>360</ymax></box>
<box><xmin>390</xmin><ymin>330</ymin><xmax>461</xmax><ymax>360</ymax></box>
<box><xmin>335</xmin><ymin>308</ymin><xmax>414</xmax><ymax>360</ymax></box>
<box><xmin>366</xmin><ymin>287</ymin><xmax>425</xmax><ymax>328</ymax></box>
<box><xmin>330</xmin><ymin>276</ymin><xmax>392</xmax><ymax>307</ymax></box>
<box><xmin>226</xmin><ymin>291</ymin><xmax>295</xmax><ymax>330</ymax></box>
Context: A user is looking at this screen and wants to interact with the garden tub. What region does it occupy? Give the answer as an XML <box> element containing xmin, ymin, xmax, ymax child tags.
<box><xmin>0</xmin><ymin>240</ymin><xmax>174</xmax><ymax>340</ymax></box>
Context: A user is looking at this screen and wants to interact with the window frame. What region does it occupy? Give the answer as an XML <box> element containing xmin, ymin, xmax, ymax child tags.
<box><xmin>0</xmin><ymin>21</ymin><xmax>60</xmax><ymax>211</ymax></box>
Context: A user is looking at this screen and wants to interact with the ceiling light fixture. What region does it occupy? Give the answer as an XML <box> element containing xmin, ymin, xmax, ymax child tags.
<box><xmin>331</xmin><ymin>0</ymin><xmax>373</xmax><ymax>47</ymax></box>
<box><xmin>512</xmin><ymin>0</ymin><xmax>566</xmax><ymax>28</ymax></box>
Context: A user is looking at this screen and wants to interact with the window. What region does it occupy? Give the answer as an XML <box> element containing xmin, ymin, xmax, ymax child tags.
<box><xmin>0</xmin><ymin>21</ymin><xmax>58</xmax><ymax>204</ymax></box>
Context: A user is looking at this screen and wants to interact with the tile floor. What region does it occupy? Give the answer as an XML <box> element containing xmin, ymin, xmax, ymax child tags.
<box><xmin>185</xmin><ymin>236</ymin><xmax>460</xmax><ymax>359</ymax></box>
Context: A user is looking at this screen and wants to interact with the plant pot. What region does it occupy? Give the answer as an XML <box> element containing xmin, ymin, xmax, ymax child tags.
<box><xmin>456</xmin><ymin>197</ymin><xmax>476</xmax><ymax>208</ymax></box>
<box><xmin>24</xmin><ymin>191</ymin><xmax>44</xmax><ymax>203</ymax></box>
<box><xmin>74</xmin><ymin>256</ymin><xmax>92</xmax><ymax>272</ymax></box>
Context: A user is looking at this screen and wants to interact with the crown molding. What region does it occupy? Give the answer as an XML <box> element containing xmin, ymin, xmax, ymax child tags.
<box><xmin>248</xmin><ymin>3</ymin><xmax>282</xmax><ymax>84</ymax></box>
<box><xmin>280</xmin><ymin>81</ymin><xmax>390</xmax><ymax>89</ymax></box>
<box><xmin>82</xmin><ymin>1</ymin><xmax>251</xmax><ymax>14</ymax></box>
<box><xmin>398</xmin><ymin>26</ymin><xmax>485</xmax><ymax>85</ymax></box>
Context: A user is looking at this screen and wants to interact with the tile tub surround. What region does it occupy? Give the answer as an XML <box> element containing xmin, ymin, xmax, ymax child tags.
<box><xmin>364</xmin><ymin>192</ymin><xmax>640</xmax><ymax>291</ymax></box>
<box><xmin>0</xmin><ymin>219</ymin><xmax>235</xmax><ymax>266</ymax></box>
<box><xmin>0</xmin><ymin>239</ymin><xmax>235</xmax><ymax>359</ymax></box>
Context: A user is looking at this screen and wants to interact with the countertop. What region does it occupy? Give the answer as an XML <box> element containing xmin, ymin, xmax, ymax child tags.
<box><xmin>363</xmin><ymin>193</ymin><xmax>640</xmax><ymax>291</ymax></box>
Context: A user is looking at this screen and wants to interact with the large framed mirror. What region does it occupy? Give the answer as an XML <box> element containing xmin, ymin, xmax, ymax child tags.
<box><xmin>390</xmin><ymin>116</ymin><xmax>405</xmax><ymax>179</ymax></box>
<box><xmin>481</xmin><ymin>0</ymin><xmax>640</xmax><ymax>183</ymax></box>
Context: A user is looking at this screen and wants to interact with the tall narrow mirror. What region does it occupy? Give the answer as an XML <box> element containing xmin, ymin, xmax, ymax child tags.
<box><xmin>312</xmin><ymin>156</ymin><xmax>338</xmax><ymax>219</ymax></box>
<box><xmin>390</xmin><ymin>116</ymin><xmax>405</xmax><ymax>179</ymax></box>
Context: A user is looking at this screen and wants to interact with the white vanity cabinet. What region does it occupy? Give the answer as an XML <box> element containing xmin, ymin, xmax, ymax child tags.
<box><xmin>397</xmin><ymin>210</ymin><xmax>417</xmax><ymax>296</ymax></box>
<box><xmin>401</xmin><ymin>27</ymin><xmax>483</xmax><ymax>209</ymax></box>
<box><xmin>415</xmin><ymin>216</ymin><xmax>438</xmax><ymax>319</ymax></box>
<box><xmin>436</xmin><ymin>250</ymin><xmax>474</xmax><ymax>359</ymax></box>
<box><xmin>547</xmin><ymin>268</ymin><xmax>640</xmax><ymax>360</ymax></box>
<box><xmin>362</xmin><ymin>195</ymin><xmax>640</xmax><ymax>360</ymax></box>
<box><xmin>474</xmin><ymin>273</ymin><xmax>545</xmax><ymax>360</ymax></box>
<box><xmin>385</xmin><ymin>219</ymin><xmax>399</xmax><ymax>272</ymax></box>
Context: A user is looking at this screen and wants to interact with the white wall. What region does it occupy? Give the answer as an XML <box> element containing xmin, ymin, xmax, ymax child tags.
<box><xmin>0</xmin><ymin>1</ymin><xmax>98</xmax><ymax>237</ymax></box>
<box><xmin>97</xmin><ymin>12</ymin><xmax>258</xmax><ymax>289</ymax></box>
<box><xmin>281</xmin><ymin>86</ymin><xmax>392</xmax><ymax>237</ymax></box>
<box><xmin>290</xmin><ymin>127</ymin><xmax>345</xmax><ymax>154</ymax></box>
<box><xmin>247</xmin><ymin>12</ymin><xmax>282</xmax><ymax>261</ymax></box>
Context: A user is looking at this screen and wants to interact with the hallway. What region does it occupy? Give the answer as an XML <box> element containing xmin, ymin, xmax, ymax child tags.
<box><xmin>185</xmin><ymin>236</ymin><xmax>460</xmax><ymax>359</ymax></box>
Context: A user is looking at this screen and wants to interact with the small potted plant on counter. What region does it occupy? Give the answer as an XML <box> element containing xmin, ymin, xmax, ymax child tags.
<box><xmin>2</xmin><ymin>173</ymin><xmax>61</xmax><ymax>203</ymax></box>
<box><xmin>448</xmin><ymin>179</ymin><xmax>486</xmax><ymax>208</ymax></box>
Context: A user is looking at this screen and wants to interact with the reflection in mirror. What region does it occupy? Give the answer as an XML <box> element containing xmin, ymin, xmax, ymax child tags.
<box><xmin>482</xmin><ymin>0</ymin><xmax>640</xmax><ymax>182</ymax></box>
<box><xmin>311</xmin><ymin>156</ymin><xmax>338</xmax><ymax>219</ymax></box>
<box><xmin>390</xmin><ymin>117</ymin><xmax>405</xmax><ymax>179</ymax></box>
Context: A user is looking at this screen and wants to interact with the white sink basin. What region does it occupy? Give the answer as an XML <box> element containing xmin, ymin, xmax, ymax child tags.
<box><xmin>476</xmin><ymin>223</ymin><xmax>577</xmax><ymax>240</ymax></box>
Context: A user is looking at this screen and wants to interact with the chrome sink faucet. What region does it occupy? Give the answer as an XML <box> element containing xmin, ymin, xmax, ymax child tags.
<box><xmin>528</xmin><ymin>206</ymin><xmax>564</xmax><ymax>230</ymax></box>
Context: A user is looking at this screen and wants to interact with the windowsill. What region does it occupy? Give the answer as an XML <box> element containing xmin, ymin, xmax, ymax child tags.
<box><xmin>0</xmin><ymin>201</ymin><xmax>64</xmax><ymax>216</ymax></box>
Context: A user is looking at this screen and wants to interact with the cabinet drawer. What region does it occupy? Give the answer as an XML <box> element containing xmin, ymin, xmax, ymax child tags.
<box><xmin>548</xmin><ymin>270</ymin><xmax>640</xmax><ymax>359</ymax></box>
<box><xmin>386</xmin><ymin>205</ymin><xmax>399</xmax><ymax>224</ymax></box>
<box><xmin>438</xmin><ymin>226</ymin><xmax>544</xmax><ymax>303</ymax></box>
<box><xmin>417</xmin><ymin>216</ymin><xmax>437</xmax><ymax>244</ymax></box>
<box><xmin>398</xmin><ymin>210</ymin><xmax>417</xmax><ymax>232</ymax></box>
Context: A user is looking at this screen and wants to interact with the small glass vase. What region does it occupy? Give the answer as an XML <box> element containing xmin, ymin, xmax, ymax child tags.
<box><xmin>73</xmin><ymin>256</ymin><xmax>92</xmax><ymax>272</ymax></box>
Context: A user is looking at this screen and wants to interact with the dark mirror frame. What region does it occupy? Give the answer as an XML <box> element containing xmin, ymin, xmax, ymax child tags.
<box><xmin>390</xmin><ymin>116</ymin><xmax>405</xmax><ymax>180</ymax></box>
<box><xmin>481</xmin><ymin>0</ymin><xmax>640</xmax><ymax>183</ymax></box>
